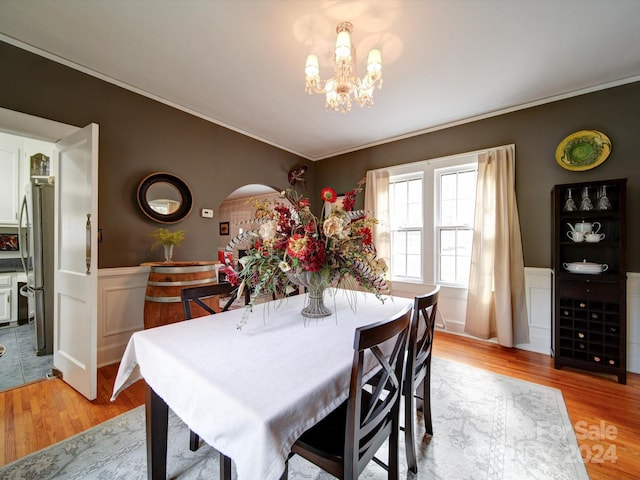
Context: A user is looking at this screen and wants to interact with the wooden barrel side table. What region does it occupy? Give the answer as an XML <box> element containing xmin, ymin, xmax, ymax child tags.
<box><xmin>142</xmin><ymin>261</ymin><xmax>220</xmax><ymax>329</ymax></box>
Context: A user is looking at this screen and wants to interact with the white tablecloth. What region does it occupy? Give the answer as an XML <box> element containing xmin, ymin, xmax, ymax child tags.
<box><xmin>112</xmin><ymin>290</ymin><xmax>412</xmax><ymax>480</ymax></box>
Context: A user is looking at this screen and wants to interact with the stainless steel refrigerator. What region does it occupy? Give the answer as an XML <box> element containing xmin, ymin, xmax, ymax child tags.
<box><xmin>19</xmin><ymin>179</ymin><xmax>54</xmax><ymax>355</ymax></box>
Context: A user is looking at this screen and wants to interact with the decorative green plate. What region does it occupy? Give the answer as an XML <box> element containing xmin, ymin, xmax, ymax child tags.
<box><xmin>555</xmin><ymin>130</ymin><xmax>611</xmax><ymax>171</ymax></box>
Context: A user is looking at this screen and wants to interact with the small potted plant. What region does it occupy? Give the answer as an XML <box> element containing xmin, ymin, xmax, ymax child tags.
<box><xmin>150</xmin><ymin>228</ymin><xmax>185</xmax><ymax>262</ymax></box>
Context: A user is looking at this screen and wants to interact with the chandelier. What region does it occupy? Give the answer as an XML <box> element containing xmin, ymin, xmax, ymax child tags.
<box><xmin>304</xmin><ymin>21</ymin><xmax>383</xmax><ymax>113</ymax></box>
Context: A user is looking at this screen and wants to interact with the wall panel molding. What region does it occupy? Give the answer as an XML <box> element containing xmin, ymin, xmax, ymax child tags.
<box><xmin>96</xmin><ymin>267</ymin><xmax>638</xmax><ymax>374</ymax></box>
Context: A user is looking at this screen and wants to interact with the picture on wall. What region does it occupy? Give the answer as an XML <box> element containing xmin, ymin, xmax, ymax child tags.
<box><xmin>219</xmin><ymin>222</ymin><xmax>229</xmax><ymax>236</ymax></box>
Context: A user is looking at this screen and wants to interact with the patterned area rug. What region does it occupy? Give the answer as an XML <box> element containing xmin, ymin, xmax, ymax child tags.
<box><xmin>0</xmin><ymin>358</ymin><xmax>588</xmax><ymax>480</ymax></box>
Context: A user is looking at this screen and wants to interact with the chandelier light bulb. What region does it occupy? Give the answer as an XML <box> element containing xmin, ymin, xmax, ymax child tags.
<box><xmin>335</xmin><ymin>30</ymin><xmax>351</xmax><ymax>61</ymax></box>
<box><xmin>367</xmin><ymin>49</ymin><xmax>382</xmax><ymax>73</ymax></box>
<box><xmin>304</xmin><ymin>21</ymin><xmax>383</xmax><ymax>112</ymax></box>
<box><xmin>305</xmin><ymin>54</ymin><xmax>320</xmax><ymax>77</ymax></box>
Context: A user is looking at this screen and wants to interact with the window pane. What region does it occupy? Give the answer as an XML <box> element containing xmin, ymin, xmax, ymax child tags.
<box><xmin>458</xmin><ymin>171</ymin><xmax>476</xmax><ymax>199</ymax></box>
<box><xmin>440</xmin><ymin>199</ymin><xmax>456</xmax><ymax>226</ymax></box>
<box><xmin>457</xmin><ymin>229</ymin><xmax>473</xmax><ymax>255</ymax></box>
<box><xmin>407</xmin><ymin>231</ymin><xmax>421</xmax><ymax>254</ymax></box>
<box><xmin>441</xmin><ymin>173</ymin><xmax>456</xmax><ymax>200</ymax></box>
<box><xmin>440</xmin><ymin>255</ymin><xmax>455</xmax><ymax>282</ymax></box>
<box><xmin>394</xmin><ymin>182</ymin><xmax>407</xmax><ymax>205</ymax></box>
<box><xmin>457</xmin><ymin>255</ymin><xmax>471</xmax><ymax>284</ymax></box>
<box><xmin>392</xmin><ymin>254</ymin><xmax>406</xmax><ymax>277</ymax></box>
<box><xmin>406</xmin><ymin>254</ymin><xmax>421</xmax><ymax>277</ymax></box>
<box><xmin>458</xmin><ymin>199</ymin><xmax>475</xmax><ymax>226</ymax></box>
<box><xmin>389</xmin><ymin>175</ymin><xmax>423</xmax><ymax>281</ymax></box>
<box><xmin>436</xmin><ymin>164</ymin><xmax>478</xmax><ymax>286</ymax></box>
<box><xmin>407</xmin><ymin>206</ymin><xmax>422</xmax><ymax>226</ymax></box>
<box><xmin>440</xmin><ymin>229</ymin><xmax>455</xmax><ymax>254</ymax></box>
<box><xmin>393</xmin><ymin>231</ymin><xmax>406</xmax><ymax>254</ymax></box>
<box><xmin>407</xmin><ymin>179</ymin><xmax>422</xmax><ymax>202</ymax></box>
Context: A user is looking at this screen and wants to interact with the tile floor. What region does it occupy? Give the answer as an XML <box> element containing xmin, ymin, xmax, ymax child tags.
<box><xmin>0</xmin><ymin>321</ymin><xmax>53</xmax><ymax>391</ymax></box>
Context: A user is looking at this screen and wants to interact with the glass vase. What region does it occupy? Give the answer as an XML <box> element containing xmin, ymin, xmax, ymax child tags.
<box><xmin>163</xmin><ymin>244</ymin><xmax>174</xmax><ymax>262</ymax></box>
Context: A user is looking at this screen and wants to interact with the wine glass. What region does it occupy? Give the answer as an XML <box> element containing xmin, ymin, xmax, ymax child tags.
<box><xmin>580</xmin><ymin>187</ymin><xmax>594</xmax><ymax>211</ymax></box>
<box><xmin>563</xmin><ymin>188</ymin><xmax>577</xmax><ymax>211</ymax></box>
<box><xmin>597</xmin><ymin>186</ymin><xmax>611</xmax><ymax>210</ymax></box>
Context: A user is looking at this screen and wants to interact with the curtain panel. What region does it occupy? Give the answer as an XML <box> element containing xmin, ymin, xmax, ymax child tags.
<box><xmin>464</xmin><ymin>145</ymin><xmax>529</xmax><ymax>347</ymax></box>
<box><xmin>365</xmin><ymin>170</ymin><xmax>392</xmax><ymax>292</ymax></box>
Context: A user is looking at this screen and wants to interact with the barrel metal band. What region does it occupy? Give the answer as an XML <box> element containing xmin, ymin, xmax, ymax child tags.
<box><xmin>147</xmin><ymin>277</ymin><xmax>217</xmax><ymax>287</ymax></box>
<box><xmin>150</xmin><ymin>265</ymin><xmax>217</xmax><ymax>274</ymax></box>
<box><xmin>145</xmin><ymin>295</ymin><xmax>182</xmax><ymax>303</ymax></box>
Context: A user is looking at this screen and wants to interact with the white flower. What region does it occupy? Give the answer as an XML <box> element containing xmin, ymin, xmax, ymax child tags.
<box><xmin>323</xmin><ymin>216</ymin><xmax>345</xmax><ymax>238</ymax></box>
<box><xmin>278</xmin><ymin>261</ymin><xmax>291</xmax><ymax>272</ymax></box>
<box><xmin>259</xmin><ymin>220</ymin><xmax>277</xmax><ymax>241</ymax></box>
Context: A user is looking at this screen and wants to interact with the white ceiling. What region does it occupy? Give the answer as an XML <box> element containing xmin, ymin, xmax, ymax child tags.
<box><xmin>1</xmin><ymin>1</ymin><xmax>640</xmax><ymax>161</ymax></box>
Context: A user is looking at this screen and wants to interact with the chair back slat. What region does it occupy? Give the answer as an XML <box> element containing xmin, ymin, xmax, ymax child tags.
<box><xmin>181</xmin><ymin>283</ymin><xmax>239</xmax><ymax>319</ymax></box>
<box><xmin>345</xmin><ymin>303</ymin><xmax>412</xmax><ymax>478</ymax></box>
<box><xmin>407</xmin><ymin>286</ymin><xmax>440</xmax><ymax>394</ymax></box>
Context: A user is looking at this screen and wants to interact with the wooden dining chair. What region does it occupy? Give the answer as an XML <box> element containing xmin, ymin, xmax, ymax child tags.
<box><xmin>280</xmin><ymin>304</ymin><xmax>412</xmax><ymax>480</ymax></box>
<box><xmin>403</xmin><ymin>286</ymin><xmax>440</xmax><ymax>473</ymax></box>
<box><xmin>181</xmin><ymin>282</ymin><xmax>239</xmax><ymax>320</ymax></box>
<box><xmin>181</xmin><ymin>281</ymin><xmax>242</xmax><ymax>452</ymax></box>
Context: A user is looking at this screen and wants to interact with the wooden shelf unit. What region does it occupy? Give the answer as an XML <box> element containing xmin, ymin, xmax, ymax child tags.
<box><xmin>551</xmin><ymin>178</ymin><xmax>627</xmax><ymax>384</ymax></box>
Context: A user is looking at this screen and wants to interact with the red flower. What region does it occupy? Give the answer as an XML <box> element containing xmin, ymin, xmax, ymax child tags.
<box><xmin>342</xmin><ymin>191</ymin><xmax>356</xmax><ymax>211</ymax></box>
<box><xmin>304</xmin><ymin>220</ymin><xmax>317</xmax><ymax>234</ymax></box>
<box><xmin>358</xmin><ymin>227</ymin><xmax>373</xmax><ymax>246</ymax></box>
<box><xmin>321</xmin><ymin>187</ymin><xmax>338</xmax><ymax>203</ymax></box>
<box><xmin>286</xmin><ymin>234</ymin><xmax>310</xmax><ymax>259</ymax></box>
<box><xmin>298</xmin><ymin>198</ymin><xmax>310</xmax><ymax>208</ymax></box>
<box><xmin>303</xmin><ymin>237</ymin><xmax>326</xmax><ymax>271</ymax></box>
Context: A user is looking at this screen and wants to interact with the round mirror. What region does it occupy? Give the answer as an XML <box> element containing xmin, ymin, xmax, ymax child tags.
<box><xmin>137</xmin><ymin>172</ymin><xmax>193</xmax><ymax>223</ymax></box>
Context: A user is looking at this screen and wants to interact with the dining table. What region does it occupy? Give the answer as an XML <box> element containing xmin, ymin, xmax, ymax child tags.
<box><xmin>111</xmin><ymin>289</ymin><xmax>413</xmax><ymax>480</ymax></box>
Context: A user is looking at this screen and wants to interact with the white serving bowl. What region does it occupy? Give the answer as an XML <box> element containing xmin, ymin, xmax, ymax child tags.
<box><xmin>563</xmin><ymin>260</ymin><xmax>608</xmax><ymax>274</ymax></box>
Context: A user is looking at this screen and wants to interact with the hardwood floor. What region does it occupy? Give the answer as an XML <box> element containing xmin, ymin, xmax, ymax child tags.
<box><xmin>1</xmin><ymin>330</ymin><xmax>639</xmax><ymax>479</ymax></box>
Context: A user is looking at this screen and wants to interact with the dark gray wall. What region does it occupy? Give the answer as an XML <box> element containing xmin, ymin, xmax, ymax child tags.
<box><xmin>0</xmin><ymin>41</ymin><xmax>311</xmax><ymax>268</ymax></box>
<box><xmin>314</xmin><ymin>82</ymin><xmax>640</xmax><ymax>271</ymax></box>
<box><xmin>1</xmin><ymin>40</ymin><xmax>638</xmax><ymax>271</ymax></box>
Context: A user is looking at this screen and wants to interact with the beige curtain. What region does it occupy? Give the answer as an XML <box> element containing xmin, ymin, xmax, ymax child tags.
<box><xmin>365</xmin><ymin>170</ymin><xmax>392</xmax><ymax>292</ymax></box>
<box><xmin>464</xmin><ymin>145</ymin><xmax>529</xmax><ymax>347</ymax></box>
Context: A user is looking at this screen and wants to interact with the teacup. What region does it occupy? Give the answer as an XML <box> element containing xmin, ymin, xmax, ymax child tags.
<box><xmin>585</xmin><ymin>233</ymin><xmax>605</xmax><ymax>243</ymax></box>
<box><xmin>567</xmin><ymin>231</ymin><xmax>584</xmax><ymax>242</ymax></box>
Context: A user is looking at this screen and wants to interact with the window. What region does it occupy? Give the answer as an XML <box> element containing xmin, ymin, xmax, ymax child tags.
<box><xmin>436</xmin><ymin>165</ymin><xmax>477</xmax><ymax>286</ymax></box>
<box><xmin>389</xmin><ymin>174</ymin><xmax>423</xmax><ymax>281</ymax></box>
<box><xmin>387</xmin><ymin>152</ymin><xmax>478</xmax><ymax>287</ymax></box>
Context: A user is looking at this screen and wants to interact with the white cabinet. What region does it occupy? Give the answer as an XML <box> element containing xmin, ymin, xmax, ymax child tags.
<box><xmin>0</xmin><ymin>274</ymin><xmax>11</xmax><ymax>323</ymax></box>
<box><xmin>0</xmin><ymin>144</ymin><xmax>20</xmax><ymax>225</ymax></box>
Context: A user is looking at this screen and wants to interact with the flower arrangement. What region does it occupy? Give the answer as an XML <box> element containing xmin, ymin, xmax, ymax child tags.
<box><xmin>150</xmin><ymin>228</ymin><xmax>185</xmax><ymax>248</ymax></box>
<box><xmin>150</xmin><ymin>228</ymin><xmax>185</xmax><ymax>262</ymax></box>
<box><xmin>226</xmin><ymin>179</ymin><xmax>389</xmax><ymax>328</ymax></box>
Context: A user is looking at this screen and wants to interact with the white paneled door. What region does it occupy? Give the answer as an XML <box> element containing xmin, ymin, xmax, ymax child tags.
<box><xmin>53</xmin><ymin>124</ymin><xmax>99</xmax><ymax>400</ymax></box>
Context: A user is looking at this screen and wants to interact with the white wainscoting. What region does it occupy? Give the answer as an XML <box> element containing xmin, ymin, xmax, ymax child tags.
<box><xmin>517</xmin><ymin>267</ymin><xmax>552</xmax><ymax>355</ymax></box>
<box><xmin>97</xmin><ymin>267</ymin><xmax>639</xmax><ymax>374</ymax></box>
<box><xmin>97</xmin><ymin>266</ymin><xmax>148</xmax><ymax>367</ymax></box>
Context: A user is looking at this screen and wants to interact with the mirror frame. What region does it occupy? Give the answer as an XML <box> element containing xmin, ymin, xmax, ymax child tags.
<box><xmin>137</xmin><ymin>172</ymin><xmax>193</xmax><ymax>224</ymax></box>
